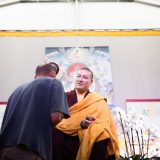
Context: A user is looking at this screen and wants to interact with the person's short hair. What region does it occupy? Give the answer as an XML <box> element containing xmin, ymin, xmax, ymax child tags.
<box><xmin>79</xmin><ymin>67</ymin><xmax>93</xmax><ymax>80</ymax></box>
<box><xmin>35</xmin><ymin>62</ymin><xmax>59</xmax><ymax>75</ymax></box>
<box><xmin>49</xmin><ymin>62</ymin><xmax>59</xmax><ymax>74</ymax></box>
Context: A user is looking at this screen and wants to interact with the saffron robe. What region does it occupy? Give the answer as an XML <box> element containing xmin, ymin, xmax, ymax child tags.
<box><xmin>56</xmin><ymin>92</ymin><xmax>119</xmax><ymax>160</ymax></box>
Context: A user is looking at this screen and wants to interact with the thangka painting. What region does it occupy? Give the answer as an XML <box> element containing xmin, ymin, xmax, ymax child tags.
<box><xmin>45</xmin><ymin>46</ymin><xmax>113</xmax><ymax>106</ymax></box>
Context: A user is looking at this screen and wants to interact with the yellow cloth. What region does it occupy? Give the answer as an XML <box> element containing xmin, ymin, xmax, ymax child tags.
<box><xmin>56</xmin><ymin>92</ymin><xmax>119</xmax><ymax>160</ymax></box>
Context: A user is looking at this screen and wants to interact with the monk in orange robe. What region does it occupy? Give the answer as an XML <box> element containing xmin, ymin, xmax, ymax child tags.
<box><xmin>52</xmin><ymin>68</ymin><xmax>119</xmax><ymax>160</ymax></box>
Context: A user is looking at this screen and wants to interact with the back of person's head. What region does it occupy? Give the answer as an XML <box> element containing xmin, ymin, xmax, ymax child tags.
<box><xmin>35</xmin><ymin>62</ymin><xmax>59</xmax><ymax>78</ymax></box>
<box><xmin>48</xmin><ymin>62</ymin><xmax>59</xmax><ymax>74</ymax></box>
<box><xmin>79</xmin><ymin>67</ymin><xmax>93</xmax><ymax>80</ymax></box>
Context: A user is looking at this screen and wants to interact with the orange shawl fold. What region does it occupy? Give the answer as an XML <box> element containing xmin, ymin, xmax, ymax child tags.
<box><xmin>56</xmin><ymin>92</ymin><xmax>119</xmax><ymax>160</ymax></box>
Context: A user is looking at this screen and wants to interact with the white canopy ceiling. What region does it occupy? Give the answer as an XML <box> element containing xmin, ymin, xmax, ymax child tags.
<box><xmin>0</xmin><ymin>2</ymin><xmax>160</xmax><ymax>30</ymax></box>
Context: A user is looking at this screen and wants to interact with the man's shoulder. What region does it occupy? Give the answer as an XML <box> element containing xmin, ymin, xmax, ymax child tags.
<box><xmin>12</xmin><ymin>82</ymin><xmax>30</xmax><ymax>94</ymax></box>
<box><xmin>31</xmin><ymin>78</ymin><xmax>58</xmax><ymax>87</ymax></box>
<box><xmin>12</xmin><ymin>78</ymin><xmax>54</xmax><ymax>95</ymax></box>
<box><xmin>35</xmin><ymin>77</ymin><xmax>61</xmax><ymax>83</ymax></box>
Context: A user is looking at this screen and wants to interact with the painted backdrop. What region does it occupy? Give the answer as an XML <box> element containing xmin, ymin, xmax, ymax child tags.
<box><xmin>45</xmin><ymin>46</ymin><xmax>113</xmax><ymax>106</ymax></box>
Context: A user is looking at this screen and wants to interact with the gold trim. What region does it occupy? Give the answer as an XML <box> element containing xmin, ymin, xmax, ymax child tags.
<box><xmin>0</xmin><ymin>30</ymin><xmax>160</xmax><ymax>36</ymax></box>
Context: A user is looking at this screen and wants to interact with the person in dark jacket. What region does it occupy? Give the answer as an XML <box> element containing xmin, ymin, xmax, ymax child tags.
<box><xmin>0</xmin><ymin>62</ymin><xmax>69</xmax><ymax>160</ymax></box>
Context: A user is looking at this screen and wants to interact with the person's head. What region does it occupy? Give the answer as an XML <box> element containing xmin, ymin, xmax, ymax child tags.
<box><xmin>35</xmin><ymin>62</ymin><xmax>59</xmax><ymax>79</ymax></box>
<box><xmin>75</xmin><ymin>67</ymin><xmax>93</xmax><ymax>93</ymax></box>
<box><xmin>49</xmin><ymin>62</ymin><xmax>59</xmax><ymax>75</ymax></box>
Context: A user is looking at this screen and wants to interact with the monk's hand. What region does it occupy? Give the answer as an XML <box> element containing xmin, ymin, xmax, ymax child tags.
<box><xmin>80</xmin><ymin>116</ymin><xmax>95</xmax><ymax>129</ymax></box>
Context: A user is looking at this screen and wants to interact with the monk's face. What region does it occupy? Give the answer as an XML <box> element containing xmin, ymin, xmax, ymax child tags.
<box><xmin>75</xmin><ymin>69</ymin><xmax>93</xmax><ymax>93</ymax></box>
